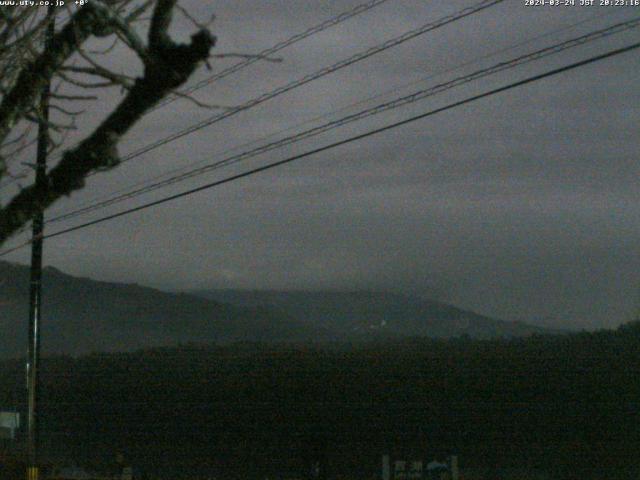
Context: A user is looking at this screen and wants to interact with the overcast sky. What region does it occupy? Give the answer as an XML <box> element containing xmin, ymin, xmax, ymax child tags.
<box><xmin>2</xmin><ymin>0</ymin><xmax>640</xmax><ymax>330</ymax></box>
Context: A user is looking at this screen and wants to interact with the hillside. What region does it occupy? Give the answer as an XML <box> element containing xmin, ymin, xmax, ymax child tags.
<box><xmin>191</xmin><ymin>289</ymin><xmax>550</xmax><ymax>339</ymax></box>
<box><xmin>0</xmin><ymin>261</ymin><xmax>330</xmax><ymax>358</ymax></box>
<box><xmin>1</xmin><ymin>261</ymin><xmax>548</xmax><ymax>359</ymax></box>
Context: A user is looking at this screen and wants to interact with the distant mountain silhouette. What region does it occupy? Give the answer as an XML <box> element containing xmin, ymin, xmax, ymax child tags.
<box><xmin>191</xmin><ymin>289</ymin><xmax>551</xmax><ymax>340</ymax></box>
<box><xmin>0</xmin><ymin>261</ymin><xmax>330</xmax><ymax>359</ymax></box>
<box><xmin>0</xmin><ymin>261</ymin><xmax>550</xmax><ymax>359</ymax></box>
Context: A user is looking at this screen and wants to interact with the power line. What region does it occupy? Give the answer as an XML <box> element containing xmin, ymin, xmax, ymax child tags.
<box><xmin>47</xmin><ymin>7</ymin><xmax>624</xmax><ymax>222</ymax></box>
<box><xmin>109</xmin><ymin>0</ymin><xmax>506</xmax><ymax>170</ymax></box>
<box><xmin>151</xmin><ymin>0</ymin><xmax>393</xmax><ymax>111</ymax></box>
<box><xmin>0</xmin><ymin>0</ymin><xmax>392</xmax><ymax>191</ymax></box>
<box><xmin>2</xmin><ymin>12</ymin><xmax>636</xmax><ymax>247</ymax></box>
<box><xmin>44</xmin><ymin>17</ymin><xmax>640</xmax><ymax>226</ymax></box>
<box><xmin>1</xmin><ymin>40</ymin><xmax>636</xmax><ymax>257</ymax></box>
<box><xmin>2</xmin><ymin>0</ymin><xmax>504</xmax><ymax>194</ymax></box>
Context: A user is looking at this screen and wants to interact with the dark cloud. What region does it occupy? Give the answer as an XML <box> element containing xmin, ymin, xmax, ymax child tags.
<box><xmin>3</xmin><ymin>0</ymin><xmax>639</xmax><ymax>330</ymax></box>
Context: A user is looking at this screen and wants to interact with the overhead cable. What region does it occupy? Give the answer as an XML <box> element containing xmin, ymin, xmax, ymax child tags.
<box><xmin>48</xmin><ymin>7</ymin><xmax>624</xmax><ymax>218</ymax></box>
<box><xmin>45</xmin><ymin>17</ymin><xmax>640</xmax><ymax>225</ymax></box>
<box><xmin>152</xmin><ymin>0</ymin><xmax>394</xmax><ymax>111</ymax></box>
<box><xmin>114</xmin><ymin>0</ymin><xmax>505</xmax><ymax>168</ymax></box>
<box><xmin>1</xmin><ymin>40</ymin><xmax>636</xmax><ymax>257</ymax></box>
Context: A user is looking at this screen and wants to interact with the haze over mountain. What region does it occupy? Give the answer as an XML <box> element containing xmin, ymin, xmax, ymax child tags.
<box><xmin>0</xmin><ymin>261</ymin><xmax>326</xmax><ymax>359</ymax></box>
<box><xmin>192</xmin><ymin>289</ymin><xmax>552</xmax><ymax>339</ymax></box>
<box><xmin>1</xmin><ymin>261</ymin><xmax>549</xmax><ymax>358</ymax></box>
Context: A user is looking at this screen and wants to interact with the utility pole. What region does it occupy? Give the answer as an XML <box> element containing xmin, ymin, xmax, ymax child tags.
<box><xmin>26</xmin><ymin>6</ymin><xmax>55</xmax><ymax>480</ymax></box>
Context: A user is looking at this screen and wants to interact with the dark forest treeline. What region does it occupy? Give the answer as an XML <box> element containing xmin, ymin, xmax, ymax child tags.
<box><xmin>1</xmin><ymin>323</ymin><xmax>639</xmax><ymax>479</ymax></box>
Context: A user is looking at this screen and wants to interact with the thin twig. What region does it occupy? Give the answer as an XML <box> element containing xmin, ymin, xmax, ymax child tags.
<box><xmin>176</xmin><ymin>3</ymin><xmax>215</xmax><ymax>31</ymax></box>
<box><xmin>50</xmin><ymin>92</ymin><xmax>99</xmax><ymax>101</ymax></box>
<box><xmin>170</xmin><ymin>90</ymin><xmax>232</xmax><ymax>110</ymax></box>
<box><xmin>49</xmin><ymin>104</ymin><xmax>86</xmax><ymax>117</ymax></box>
<box><xmin>55</xmin><ymin>69</ymin><xmax>122</xmax><ymax>89</ymax></box>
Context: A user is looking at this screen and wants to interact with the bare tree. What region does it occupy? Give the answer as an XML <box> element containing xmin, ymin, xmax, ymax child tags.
<box><xmin>0</xmin><ymin>0</ymin><xmax>217</xmax><ymax>246</ymax></box>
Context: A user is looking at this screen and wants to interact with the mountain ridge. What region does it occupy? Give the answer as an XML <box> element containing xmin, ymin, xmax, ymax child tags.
<box><xmin>0</xmin><ymin>261</ymin><xmax>329</xmax><ymax>358</ymax></box>
<box><xmin>0</xmin><ymin>261</ymin><xmax>551</xmax><ymax>359</ymax></box>
<box><xmin>191</xmin><ymin>288</ymin><xmax>552</xmax><ymax>339</ymax></box>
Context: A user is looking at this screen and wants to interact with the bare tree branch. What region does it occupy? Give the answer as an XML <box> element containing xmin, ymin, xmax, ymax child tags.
<box><xmin>49</xmin><ymin>104</ymin><xmax>85</xmax><ymax>117</ymax></box>
<box><xmin>0</xmin><ymin>0</ymin><xmax>216</xmax><ymax>245</ymax></box>
<box><xmin>62</xmin><ymin>64</ymin><xmax>134</xmax><ymax>89</ymax></box>
<box><xmin>126</xmin><ymin>0</ymin><xmax>155</xmax><ymax>24</ymax></box>
<box><xmin>0</xmin><ymin>2</ymin><xmax>120</xmax><ymax>149</ymax></box>
<box><xmin>24</xmin><ymin>113</ymin><xmax>76</xmax><ymax>132</ymax></box>
<box><xmin>176</xmin><ymin>3</ymin><xmax>215</xmax><ymax>31</ymax></box>
<box><xmin>170</xmin><ymin>90</ymin><xmax>231</xmax><ymax>110</ymax></box>
<box><xmin>50</xmin><ymin>93</ymin><xmax>99</xmax><ymax>101</ymax></box>
<box><xmin>55</xmin><ymin>69</ymin><xmax>119</xmax><ymax>89</ymax></box>
<box><xmin>148</xmin><ymin>0</ymin><xmax>175</xmax><ymax>50</ymax></box>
